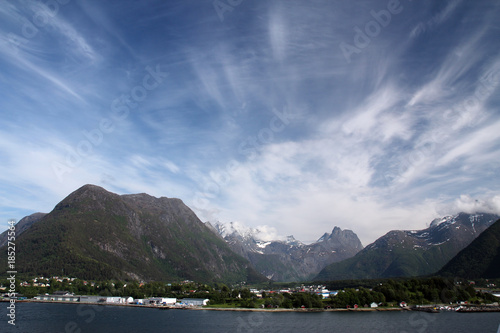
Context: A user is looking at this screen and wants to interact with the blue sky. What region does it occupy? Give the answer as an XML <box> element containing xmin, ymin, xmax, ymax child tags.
<box><xmin>1</xmin><ymin>0</ymin><xmax>500</xmax><ymax>245</ymax></box>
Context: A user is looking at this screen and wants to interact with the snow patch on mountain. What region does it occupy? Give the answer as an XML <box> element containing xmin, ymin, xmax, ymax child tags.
<box><xmin>316</xmin><ymin>233</ymin><xmax>329</xmax><ymax>243</ymax></box>
<box><xmin>256</xmin><ymin>241</ymin><xmax>271</xmax><ymax>248</ymax></box>
<box><xmin>285</xmin><ymin>235</ymin><xmax>303</xmax><ymax>246</ymax></box>
<box><xmin>209</xmin><ymin>221</ymin><xmax>285</xmax><ymax>242</ymax></box>
<box><xmin>430</xmin><ymin>215</ymin><xmax>457</xmax><ymax>228</ymax></box>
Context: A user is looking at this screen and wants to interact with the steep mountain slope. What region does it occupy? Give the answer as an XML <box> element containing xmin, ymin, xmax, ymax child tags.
<box><xmin>314</xmin><ymin>213</ymin><xmax>499</xmax><ymax>281</ymax></box>
<box><xmin>0</xmin><ymin>212</ymin><xmax>46</xmax><ymax>247</ymax></box>
<box><xmin>0</xmin><ymin>185</ymin><xmax>266</xmax><ymax>284</ymax></box>
<box><xmin>438</xmin><ymin>218</ymin><xmax>500</xmax><ymax>279</ymax></box>
<box><xmin>208</xmin><ymin>222</ymin><xmax>363</xmax><ymax>281</ymax></box>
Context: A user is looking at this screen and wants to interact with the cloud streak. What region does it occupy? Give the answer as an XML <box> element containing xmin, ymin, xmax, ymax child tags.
<box><xmin>1</xmin><ymin>0</ymin><xmax>499</xmax><ymax>245</ymax></box>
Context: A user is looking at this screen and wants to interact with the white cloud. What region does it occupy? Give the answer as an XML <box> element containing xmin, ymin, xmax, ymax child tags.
<box><xmin>1</xmin><ymin>0</ymin><xmax>500</xmax><ymax>247</ymax></box>
<box><xmin>437</xmin><ymin>119</ymin><xmax>500</xmax><ymax>166</ymax></box>
<box><xmin>408</xmin><ymin>29</ymin><xmax>488</xmax><ymax>107</ymax></box>
<box><xmin>446</xmin><ymin>195</ymin><xmax>500</xmax><ymax>216</ymax></box>
<box><xmin>268</xmin><ymin>9</ymin><xmax>287</xmax><ymax>62</ymax></box>
<box><xmin>218</xmin><ymin>220</ymin><xmax>284</xmax><ymax>242</ymax></box>
<box><xmin>339</xmin><ymin>84</ymin><xmax>411</xmax><ymax>143</ymax></box>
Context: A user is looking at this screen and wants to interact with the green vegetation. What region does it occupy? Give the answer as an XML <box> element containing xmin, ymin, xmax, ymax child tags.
<box><xmin>439</xmin><ymin>219</ymin><xmax>500</xmax><ymax>279</ymax></box>
<box><xmin>205</xmin><ymin>288</ymin><xmax>324</xmax><ymax>309</ymax></box>
<box><xmin>0</xmin><ymin>185</ymin><xmax>266</xmax><ymax>284</ymax></box>
<box><xmin>315</xmin><ymin>242</ymin><xmax>468</xmax><ymax>281</ymax></box>
<box><xmin>323</xmin><ymin>277</ymin><xmax>499</xmax><ymax>307</ymax></box>
<box><xmin>3</xmin><ymin>278</ymin><xmax>217</xmax><ymax>300</ymax></box>
<box><xmin>315</xmin><ymin>215</ymin><xmax>500</xmax><ymax>281</ymax></box>
<box><xmin>2</xmin><ymin>276</ymin><xmax>497</xmax><ymax>308</ymax></box>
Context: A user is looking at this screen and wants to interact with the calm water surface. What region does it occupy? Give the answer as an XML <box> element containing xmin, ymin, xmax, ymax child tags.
<box><xmin>1</xmin><ymin>302</ymin><xmax>499</xmax><ymax>333</ymax></box>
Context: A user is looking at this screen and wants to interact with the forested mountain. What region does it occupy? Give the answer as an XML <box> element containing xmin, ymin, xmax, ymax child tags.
<box><xmin>438</xmin><ymin>218</ymin><xmax>500</xmax><ymax>278</ymax></box>
<box><xmin>0</xmin><ymin>185</ymin><xmax>266</xmax><ymax>284</ymax></box>
<box><xmin>315</xmin><ymin>213</ymin><xmax>499</xmax><ymax>280</ymax></box>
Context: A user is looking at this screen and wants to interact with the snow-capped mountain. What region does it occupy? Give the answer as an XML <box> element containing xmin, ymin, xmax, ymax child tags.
<box><xmin>361</xmin><ymin>213</ymin><xmax>499</xmax><ymax>252</ymax></box>
<box><xmin>315</xmin><ymin>212</ymin><xmax>500</xmax><ymax>281</ymax></box>
<box><xmin>206</xmin><ymin>221</ymin><xmax>363</xmax><ymax>282</ymax></box>
<box><xmin>209</xmin><ymin>221</ymin><xmax>285</xmax><ymax>243</ymax></box>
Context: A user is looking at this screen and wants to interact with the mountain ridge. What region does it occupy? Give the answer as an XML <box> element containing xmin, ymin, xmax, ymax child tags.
<box><xmin>0</xmin><ymin>184</ymin><xmax>266</xmax><ymax>284</ymax></box>
<box><xmin>208</xmin><ymin>221</ymin><xmax>363</xmax><ymax>281</ymax></box>
<box><xmin>0</xmin><ymin>212</ymin><xmax>46</xmax><ymax>248</ymax></box>
<box><xmin>438</xmin><ymin>218</ymin><xmax>500</xmax><ymax>278</ymax></box>
<box><xmin>4</xmin><ymin>185</ymin><xmax>498</xmax><ymax>283</ymax></box>
<box><xmin>314</xmin><ymin>212</ymin><xmax>499</xmax><ymax>281</ymax></box>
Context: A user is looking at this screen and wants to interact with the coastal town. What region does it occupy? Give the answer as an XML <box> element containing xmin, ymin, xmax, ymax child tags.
<box><xmin>1</xmin><ymin>276</ymin><xmax>499</xmax><ymax>312</ymax></box>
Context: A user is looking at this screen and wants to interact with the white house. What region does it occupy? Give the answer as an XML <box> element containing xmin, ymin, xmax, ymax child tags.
<box><xmin>35</xmin><ymin>293</ymin><xmax>80</xmax><ymax>302</ymax></box>
<box><xmin>370</xmin><ymin>302</ymin><xmax>378</xmax><ymax>308</ymax></box>
<box><xmin>105</xmin><ymin>296</ymin><xmax>126</xmax><ymax>304</ymax></box>
<box><xmin>177</xmin><ymin>298</ymin><xmax>209</xmax><ymax>306</ymax></box>
<box><xmin>79</xmin><ymin>296</ymin><xmax>131</xmax><ymax>304</ymax></box>
<box><xmin>149</xmin><ymin>297</ymin><xmax>176</xmax><ymax>305</ymax></box>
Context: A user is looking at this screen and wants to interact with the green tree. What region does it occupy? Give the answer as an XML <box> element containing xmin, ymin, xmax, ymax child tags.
<box><xmin>240</xmin><ymin>288</ymin><xmax>252</xmax><ymax>299</ymax></box>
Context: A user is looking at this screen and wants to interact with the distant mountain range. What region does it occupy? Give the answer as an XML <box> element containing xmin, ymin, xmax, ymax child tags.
<box><xmin>206</xmin><ymin>222</ymin><xmax>363</xmax><ymax>281</ymax></box>
<box><xmin>1</xmin><ymin>184</ymin><xmax>498</xmax><ymax>283</ymax></box>
<box><xmin>438</xmin><ymin>218</ymin><xmax>500</xmax><ymax>279</ymax></box>
<box><xmin>0</xmin><ymin>185</ymin><xmax>266</xmax><ymax>284</ymax></box>
<box><xmin>314</xmin><ymin>213</ymin><xmax>499</xmax><ymax>281</ymax></box>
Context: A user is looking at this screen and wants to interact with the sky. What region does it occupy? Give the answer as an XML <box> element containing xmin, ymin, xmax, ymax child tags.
<box><xmin>1</xmin><ymin>0</ymin><xmax>500</xmax><ymax>245</ymax></box>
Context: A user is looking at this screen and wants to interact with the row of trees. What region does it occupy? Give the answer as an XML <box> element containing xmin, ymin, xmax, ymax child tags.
<box><xmin>2</xmin><ymin>277</ymin><xmax>498</xmax><ymax>308</ymax></box>
<box><xmin>1</xmin><ymin>278</ymin><xmax>214</xmax><ymax>299</ymax></box>
<box><xmin>328</xmin><ymin>288</ymin><xmax>385</xmax><ymax>308</ymax></box>
<box><xmin>372</xmin><ymin>278</ymin><xmax>481</xmax><ymax>304</ymax></box>
<box><xmin>208</xmin><ymin>291</ymin><xmax>324</xmax><ymax>309</ymax></box>
<box><xmin>325</xmin><ymin>277</ymin><xmax>499</xmax><ymax>307</ymax></box>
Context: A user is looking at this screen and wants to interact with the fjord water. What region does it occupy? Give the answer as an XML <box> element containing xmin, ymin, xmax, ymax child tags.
<box><xmin>2</xmin><ymin>303</ymin><xmax>499</xmax><ymax>333</ymax></box>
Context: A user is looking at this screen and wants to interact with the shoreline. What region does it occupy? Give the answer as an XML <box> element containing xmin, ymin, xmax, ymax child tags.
<box><xmin>3</xmin><ymin>299</ymin><xmax>499</xmax><ymax>312</ymax></box>
<box><xmin>196</xmin><ymin>306</ymin><xmax>405</xmax><ymax>312</ymax></box>
<box><xmin>1</xmin><ymin>299</ymin><xmax>404</xmax><ymax>311</ymax></box>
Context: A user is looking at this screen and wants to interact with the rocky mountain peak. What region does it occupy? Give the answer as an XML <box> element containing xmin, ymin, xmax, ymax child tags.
<box><xmin>430</xmin><ymin>214</ymin><xmax>457</xmax><ymax>229</ymax></box>
<box><xmin>315</xmin><ymin>212</ymin><xmax>500</xmax><ymax>281</ymax></box>
<box><xmin>73</xmin><ymin>184</ymin><xmax>114</xmax><ymax>198</ymax></box>
<box><xmin>207</xmin><ymin>221</ymin><xmax>363</xmax><ymax>281</ymax></box>
<box><xmin>54</xmin><ymin>184</ymin><xmax>122</xmax><ymax>212</ymax></box>
<box><xmin>316</xmin><ymin>226</ymin><xmax>363</xmax><ymax>251</ymax></box>
<box><xmin>284</xmin><ymin>235</ymin><xmax>303</xmax><ymax>246</ymax></box>
<box><xmin>317</xmin><ymin>232</ymin><xmax>330</xmax><ymax>243</ymax></box>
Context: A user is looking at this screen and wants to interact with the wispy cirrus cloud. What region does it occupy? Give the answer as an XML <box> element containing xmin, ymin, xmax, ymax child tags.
<box><xmin>410</xmin><ymin>0</ymin><xmax>463</xmax><ymax>38</ymax></box>
<box><xmin>1</xmin><ymin>0</ymin><xmax>499</xmax><ymax>245</ymax></box>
